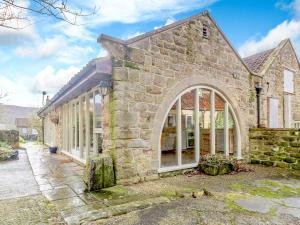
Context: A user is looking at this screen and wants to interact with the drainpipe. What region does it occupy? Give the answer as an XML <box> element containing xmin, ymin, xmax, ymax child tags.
<box><xmin>255</xmin><ymin>84</ymin><xmax>263</xmax><ymax>128</ymax></box>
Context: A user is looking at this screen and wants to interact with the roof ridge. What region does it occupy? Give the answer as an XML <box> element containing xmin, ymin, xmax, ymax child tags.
<box><xmin>98</xmin><ymin>10</ymin><xmax>209</xmax><ymax>45</ymax></box>
<box><xmin>243</xmin><ymin>48</ymin><xmax>275</xmax><ymax>60</ymax></box>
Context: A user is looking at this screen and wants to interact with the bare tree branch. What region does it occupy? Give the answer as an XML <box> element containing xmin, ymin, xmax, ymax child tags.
<box><xmin>0</xmin><ymin>90</ymin><xmax>8</xmax><ymax>103</ymax></box>
<box><xmin>0</xmin><ymin>0</ymin><xmax>97</xmax><ymax>29</ymax></box>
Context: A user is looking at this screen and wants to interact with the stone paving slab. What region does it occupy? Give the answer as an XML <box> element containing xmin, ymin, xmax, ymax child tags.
<box><xmin>0</xmin><ymin>150</ymin><xmax>40</xmax><ymax>200</ymax></box>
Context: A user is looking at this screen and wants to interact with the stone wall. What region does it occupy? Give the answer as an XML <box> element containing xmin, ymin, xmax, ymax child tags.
<box><xmin>260</xmin><ymin>42</ymin><xmax>300</xmax><ymax>127</ymax></box>
<box><xmin>249</xmin><ymin>128</ymin><xmax>300</xmax><ymax>170</ymax></box>
<box><xmin>0</xmin><ymin>130</ymin><xmax>19</xmax><ymax>146</ymax></box>
<box><xmin>102</xmin><ymin>12</ymin><xmax>257</xmax><ymax>182</ymax></box>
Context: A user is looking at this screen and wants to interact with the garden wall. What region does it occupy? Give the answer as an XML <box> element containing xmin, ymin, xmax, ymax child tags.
<box><xmin>249</xmin><ymin>128</ymin><xmax>300</xmax><ymax>170</ymax></box>
<box><xmin>0</xmin><ymin>130</ymin><xmax>19</xmax><ymax>147</ymax></box>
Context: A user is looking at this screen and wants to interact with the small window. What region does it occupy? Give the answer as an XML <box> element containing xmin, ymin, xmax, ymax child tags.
<box><xmin>284</xmin><ymin>69</ymin><xmax>294</xmax><ymax>93</ymax></box>
<box><xmin>202</xmin><ymin>25</ymin><xmax>209</xmax><ymax>38</ymax></box>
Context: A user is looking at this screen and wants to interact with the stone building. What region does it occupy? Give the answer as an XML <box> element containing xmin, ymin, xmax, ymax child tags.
<box><xmin>38</xmin><ymin>11</ymin><xmax>300</xmax><ymax>183</ymax></box>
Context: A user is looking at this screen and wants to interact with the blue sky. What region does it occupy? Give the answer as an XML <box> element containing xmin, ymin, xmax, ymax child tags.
<box><xmin>0</xmin><ymin>0</ymin><xmax>299</xmax><ymax>107</ymax></box>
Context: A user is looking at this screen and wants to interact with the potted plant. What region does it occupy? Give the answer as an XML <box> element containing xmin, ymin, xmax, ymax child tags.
<box><xmin>49</xmin><ymin>142</ymin><xmax>57</xmax><ymax>154</ymax></box>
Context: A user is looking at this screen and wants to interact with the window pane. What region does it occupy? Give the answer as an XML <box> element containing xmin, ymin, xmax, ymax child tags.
<box><xmin>284</xmin><ymin>70</ymin><xmax>294</xmax><ymax>93</ymax></box>
<box><xmin>76</xmin><ymin>102</ymin><xmax>79</xmax><ymax>149</ymax></box>
<box><xmin>72</xmin><ymin>104</ymin><xmax>76</xmax><ymax>149</ymax></box>
<box><xmin>94</xmin><ymin>91</ymin><xmax>102</xmax><ymax>128</ymax></box>
<box><xmin>89</xmin><ymin>94</ymin><xmax>94</xmax><ymax>150</ymax></box>
<box><xmin>161</xmin><ymin>101</ymin><xmax>178</xmax><ymax>167</ymax></box>
<box><xmin>199</xmin><ymin>89</ymin><xmax>211</xmax><ymax>156</ymax></box>
<box><xmin>181</xmin><ymin>90</ymin><xmax>196</xmax><ymax>164</ymax></box>
<box><xmin>82</xmin><ymin>98</ymin><xmax>86</xmax><ymax>158</ymax></box>
<box><xmin>215</xmin><ymin>94</ymin><xmax>225</xmax><ymax>153</ymax></box>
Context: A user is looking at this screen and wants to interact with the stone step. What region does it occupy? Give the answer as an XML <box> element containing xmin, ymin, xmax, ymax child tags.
<box><xmin>64</xmin><ymin>196</ymin><xmax>170</xmax><ymax>225</ymax></box>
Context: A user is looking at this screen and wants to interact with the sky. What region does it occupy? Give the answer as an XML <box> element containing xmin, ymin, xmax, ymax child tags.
<box><xmin>0</xmin><ymin>0</ymin><xmax>299</xmax><ymax>107</ymax></box>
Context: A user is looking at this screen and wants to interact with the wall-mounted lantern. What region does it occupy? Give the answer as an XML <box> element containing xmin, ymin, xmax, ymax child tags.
<box><xmin>98</xmin><ymin>80</ymin><xmax>112</xmax><ymax>98</ymax></box>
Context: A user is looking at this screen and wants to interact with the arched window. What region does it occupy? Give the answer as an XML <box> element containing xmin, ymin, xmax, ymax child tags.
<box><xmin>159</xmin><ymin>86</ymin><xmax>241</xmax><ymax>171</ymax></box>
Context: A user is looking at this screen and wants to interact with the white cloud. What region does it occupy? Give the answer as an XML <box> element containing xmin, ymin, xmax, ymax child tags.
<box><xmin>73</xmin><ymin>0</ymin><xmax>216</xmax><ymax>25</ymax></box>
<box><xmin>14</xmin><ymin>36</ymin><xmax>66</xmax><ymax>58</ymax></box>
<box><xmin>51</xmin><ymin>22</ymin><xmax>95</xmax><ymax>41</ymax></box>
<box><xmin>126</xmin><ymin>31</ymin><xmax>144</xmax><ymax>39</ymax></box>
<box><xmin>13</xmin><ymin>34</ymin><xmax>94</xmax><ymax>64</ymax></box>
<box><xmin>239</xmin><ymin>19</ymin><xmax>300</xmax><ymax>57</ymax></box>
<box><xmin>0</xmin><ymin>0</ymin><xmax>37</xmax><ymax>45</ymax></box>
<box><xmin>0</xmin><ymin>65</ymin><xmax>80</xmax><ymax>107</ymax></box>
<box><xmin>154</xmin><ymin>17</ymin><xmax>176</xmax><ymax>29</ymax></box>
<box><xmin>31</xmin><ymin>65</ymin><xmax>80</xmax><ymax>95</ymax></box>
<box><xmin>97</xmin><ymin>48</ymin><xmax>108</xmax><ymax>58</ymax></box>
<box><xmin>0</xmin><ymin>75</ymin><xmax>40</xmax><ymax>107</ymax></box>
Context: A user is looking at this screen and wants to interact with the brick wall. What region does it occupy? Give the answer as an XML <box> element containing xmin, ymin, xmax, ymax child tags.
<box><xmin>250</xmin><ymin>128</ymin><xmax>300</xmax><ymax>170</ymax></box>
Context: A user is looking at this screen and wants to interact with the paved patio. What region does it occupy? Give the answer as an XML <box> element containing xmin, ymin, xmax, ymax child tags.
<box><xmin>0</xmin><ymin>149</ymin><xmax>39</xmax><ymax>200</ymax></box>
<box><xmin>1</xmin><ymin>144</ymin><xmax>300</xmax><ymax>225</ymax></box>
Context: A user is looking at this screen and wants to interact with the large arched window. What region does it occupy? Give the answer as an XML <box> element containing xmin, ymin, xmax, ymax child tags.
<box><xmin>159</xmin><ymin>86</ymin><xmax>241</xmax><ymax>172</ymax></box>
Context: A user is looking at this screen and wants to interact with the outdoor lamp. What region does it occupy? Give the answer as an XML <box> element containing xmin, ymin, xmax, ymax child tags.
<box><xmin>98</xmin><ymin>80</ymin><xmax>112</xmax><ymax>97</ymax></box>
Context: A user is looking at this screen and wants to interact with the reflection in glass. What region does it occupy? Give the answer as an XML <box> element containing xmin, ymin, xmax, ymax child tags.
<box><xmin>94</xmin><ymin>91</ymin><xmax>102</xmax><ymax>128</ymax></box>
<box><xmin>215</xmin><ymin>94</ymin><xmax>225</xmax><ymax>153</ymax></box>
<box><xmin>161</xmin><ymin>101</ymin><xmax>178</xmax><ymax>167</ymax></box>
<box><xmin>89</xmin><ymin>94</ymin><xmax>94</xmax><ymax>151</ymax></box>
<box><xmin>199</xmin><ymin>89</ymin><xmax>211</xmax><ymax>156</ymax></box>
<box><xmin>181</xmin><ymin>90</ymin><xmax>196</xmax><ymax>164</ymax></box>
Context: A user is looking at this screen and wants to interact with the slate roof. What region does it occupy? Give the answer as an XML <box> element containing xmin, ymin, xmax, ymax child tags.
<box><xmin>243</xmin><ymin>48</ymin><xmax>275</xmax><ymax>73</ymax></box>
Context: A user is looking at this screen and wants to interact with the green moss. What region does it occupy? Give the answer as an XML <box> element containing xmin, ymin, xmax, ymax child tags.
<box><xmin>160</xmin><ymin>190</ymin><xmax>177</xmax><ymax>198</ymax></box>
<box><xmin>230</xmin><ymin>182</ymin><xmax>300</xmax><ymax>198</ymax></box>
<box><xmin>283</xmin><ymin>157</ymin><xmax>297</xmax><ymax>164</ymax></box>
<box><xmin>224</xmin><ymin>193</ymin><xmax>252</xmax><ymax>213</ymax></box>
<box><xmin>257</xmin><ymin>180</ymin><xmax>283</xmax><ymax>188</ymax></box>
<box><xmin>124</xmin><ymin>61</ymin><xmax>139</xmax><ymax>70</ymax></box>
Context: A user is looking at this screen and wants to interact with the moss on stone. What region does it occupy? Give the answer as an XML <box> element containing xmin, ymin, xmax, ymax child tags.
<box><xmin>291</xmin><ymin>163</ymin><xmax>300</xmax><ymax>170</ymax></box>
<box><xmin>230</xmin><ymin>182</ymin><xmax>300</xmax><ymax>199</ymax></box>
<box><xmin>124</xmin><ymin>61</ymin><xmax>139</xmax><ymax>70</ymax></box>
<box><xmin>275</xmin><ymin>161</ymin><xmax>291</xmax><ymax>169</ymax></box>
<box><xmin>250</xmin><ymin>159</ymin><xmax>261</xmax><ymax>164</ymax></box>
<box><xmin>269</xmin><ymin>156</ymin><xmax>282</xmax><ymax>161</ymax></box>
<box><xmin>290</xmin><ymin>153</ymin><xmax>300</xmax><ymax>158</ymax></box>
<box><xmin>260</xmin><ymin>160</ymin><xmax>273</xmax><ymax>167</ymax></box>
<box><xmin>290</xmin><ymin>142</ymin><xmax>300</xmax><ymax>147</ymax></box>
<box><xmin>283</xmin><ymin>157</ymin><xmax>297</xmax><ymax>164</ymax></box>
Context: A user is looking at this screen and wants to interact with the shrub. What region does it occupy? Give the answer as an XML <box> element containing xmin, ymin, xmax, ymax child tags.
<box><xmin>0</xmin><ymin>142</ymin><xmax>13</xmax><ymax>161</ymax></box>
<box><xmin>198</xmin><ymin>155</ymin><xmax>235</xmax><ymax>176</ymax></box>
<box><xmin>19</xmin><ymin>136</ymin><xmax>25</xmax><ymax>144</ymax></box>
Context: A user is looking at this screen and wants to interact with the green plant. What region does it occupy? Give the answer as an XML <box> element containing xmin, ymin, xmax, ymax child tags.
<box><xmin>0</xmin><ymin>141</ymin><xmax>12</xmax><ymax>161</ymax></box>
<box><xmin>19</xmin><ymin>136</ymin><xmax>25</xmax><ymax>144</ymax></box>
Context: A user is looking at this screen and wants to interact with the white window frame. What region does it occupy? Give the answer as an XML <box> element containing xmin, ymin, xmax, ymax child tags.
<box><xmin>158</xmin><ymin>85</ymin><xmax>241</xmax><ymax>173</ymax></box>
<box><xmin>284</xmin><ymin>69</ymin><xmax>294</xmax><ymax>94</ymax></box>
<box><xmin>284</xmin><ymin>95</ymin><xmax>292</xmax><ymax>128</ymax></box>
<box><xmin>269</xmin><ymin>97</ymin><xmax>279</xmax><ymax>128</ymax></box>
<box><xmin>61</xmin><ymin>86</ymin><xmax>104</xmax><ymax>164</ymax></box>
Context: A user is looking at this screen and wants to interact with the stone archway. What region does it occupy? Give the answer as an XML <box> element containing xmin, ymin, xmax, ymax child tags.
<box><xmin>151</xmin><ymin>76</ymin><xmax>244</xmax><ymax>172</ymax></box>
